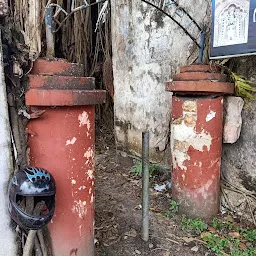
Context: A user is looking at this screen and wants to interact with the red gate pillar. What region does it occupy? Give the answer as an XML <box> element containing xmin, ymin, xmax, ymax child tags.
<box><xmin>26</xmin><ymin>59</ymin><xmax>106</xmax><ymax>256</ymax></box>
<box><xmin>166</xmin><ymin>65</ymin><xmax>234</xmax><ymax>219</ymax></box>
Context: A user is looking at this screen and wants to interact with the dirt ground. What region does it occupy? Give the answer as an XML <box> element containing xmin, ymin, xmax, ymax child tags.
<box><xmin>94</xmin><ymin>149</ymin><xmax>212</xmax><ymax>256</ymax></box>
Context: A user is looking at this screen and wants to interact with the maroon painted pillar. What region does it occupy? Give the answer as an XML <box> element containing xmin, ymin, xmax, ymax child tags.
<box><xmin>25</xmin><ymin>59</ymin><xmax>106</xmax><ymax>256</ymax></box>
<box><xmin>166</xmin><ymin>65</ymin><xmax>234</xmax><ymax>219</ymax></box>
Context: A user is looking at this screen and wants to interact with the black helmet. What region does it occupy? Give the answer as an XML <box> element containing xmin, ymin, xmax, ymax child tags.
<box><xmin>8</xmin><ymin>167</ymin><xmax>56</xmax><ymax>230</ymax></box>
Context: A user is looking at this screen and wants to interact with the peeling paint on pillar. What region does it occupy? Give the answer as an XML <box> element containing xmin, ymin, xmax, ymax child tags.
<box><xmin>26</xmin><ymin>59</ymin><xmax>106</xmax><ymax>256</ymax></box>
<box><xmin>27</xmin><ymin>106</ymin><xmax>96</xmax><ymax>256</ymax></box>
<box><xmin>171</xmin><ymin>96</ymin><xmax>223</xmax><ymax>219</ymax></box>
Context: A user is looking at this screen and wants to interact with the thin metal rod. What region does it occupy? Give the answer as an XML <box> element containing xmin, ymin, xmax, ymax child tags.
<box><xmin>198</xmin><ymin>30</ymin><xmax>206</xmax><ymax>64</ymax></box>
<box><xmin>141</xmin><ymin>0</ymin><xmax>200</xmax><ymax>48</ymax></box>
<box><xmin>45</xmin><ymin>6</ymin><xmax>55</xmax><ymax>58</ymax></box>
<box><xmin>142</xmin><ymin>131</ymin><xmax>150</xmax><ymax>242</ymax></box>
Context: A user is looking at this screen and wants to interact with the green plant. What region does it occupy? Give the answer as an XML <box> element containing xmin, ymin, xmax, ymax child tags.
<box><xmin>201</xmin><ymin>227</ymin><xmax>256</xmax><ymax>256</ymax></box>
<box><xmin>162</xmin><ymin>200</ymin><xmax>179</xmax><ymax>219</ymax></box>
<box><xmin>163</xmin><ymin>210</ymin><xmax>171</xmax><ymax>218</ymax></box>
<box><xmin>129</xmin><ymin>162</ymin><xmax>160</xmax><ymax>177</ymax></box>
<box><xmin>130</xmin><ymin>162</ymin><xmax>143</xmax><ymax>176</ymax></box>
<box><xmin>214</xmin><ymin>59</ymin><xmax>256</xmax><ymax>102</ymax></box>
<box><xmin>212</xmin><ymin>218</ymin><xmax>233</xmax><ymax>231</ymax></box>
<box><xmin>181</xmin><ymin>216</ymin><xmax>208</xmax><ymax>234</ymax></box>
<box><xmin>170</xmin><ymin>200</ymin><xmax>179</xmax><ymax>214</ymax></box>
<box><xmin>240</xmin><ymin>228</ymin><xmax>256</xmax><ymax>242</ymax></box>
<box><xmin>230</xmin><ymin>72</ymin><xmax>256</xmax><ymax>102</ymax></box>
<box><xmin>203</xmin><ymin>232</ymin><xmax>230</xmax><ymax>255</ymax></box>
<box><xmin>230</xmin><ymin>249</ymin><xmax>255</xmax><ymax>256</ymax></box>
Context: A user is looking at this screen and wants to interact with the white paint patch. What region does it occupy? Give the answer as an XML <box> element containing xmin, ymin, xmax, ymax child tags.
<box><xmin>84</xmin><ymin>147</ymin><xmax>94</xmax><ymax>164</ymax></box>
<box><xmin>90</xmin><ymin>194</ymin><xmax>94</xmax><ymax>204</ymax></box>
<box><xmin>206</xmin><ymin>111</ymin><xmax>216</xmax><ymax>122</ymax></box>
<box><xmin>87</xmin><ymin>170</ymin><xmax>94</xmax><ymax>180</ymax></box>
<box><xmin>173</xmin><ymin>150</ymin><xmax>189</xmax><ymax>171</ymax></box>
<box><xmin>172</xmin><ymin>125</ymin><xmax>212</xmax><ymax>152</ymax></box>
<box><xmin>71</xmin><ymin>179</ymin><xmax>76</xmax><ymax>185</ymax></box>
<box><xmin>171</xmin><ymin>101</ymin><xmax>212</xmax><ymax>171</ymax></box>
<box><xmin>78</xmin><ymin>186</ymin><xmax>86</xmax><ymax>190</ymax></box>
<box><xmin>198</xmin><ymin>179</ymin><xmax>214</xmax><ymax>199</ymax></box>
<box><xmin>78</xmin><ymin>111</ymin><xmax>91</xmax><ymax>130</ymax></box>
<box><xmin>89</xmin><ymin>188</ymin><xmax>92</xmax><ymax>194</ymax></box>
<box><xmin>66</xmin><ymin>137</ymin><xmax>77</xmax><ymax>146</ymax></box>
<box><xmin>79</xmin><ymin>225</ymin><xmax>82</xmax><ymax>237</ymax></box>
<box><xmin>72</xmin><ymin>200</ymin><xmax>87</xmax><ymax>219</ymax></box>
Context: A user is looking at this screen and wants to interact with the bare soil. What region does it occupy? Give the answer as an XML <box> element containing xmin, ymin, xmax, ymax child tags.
<box><xmin>94</xmin><ymin>150</ymin><xmax>211</xmax><ymax>256</ymax></box>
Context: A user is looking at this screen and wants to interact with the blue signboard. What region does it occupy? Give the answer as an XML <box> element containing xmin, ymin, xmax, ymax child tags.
<box><xmin>210</xmin><ymin>0</ymin><xmax>256</xmax><ymax>59</ymax></box>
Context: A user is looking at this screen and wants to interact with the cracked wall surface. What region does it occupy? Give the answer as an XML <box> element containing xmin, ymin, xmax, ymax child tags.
<box><xmin>111</xmin><ymin>0</ymin><xmax>211</xmax><ymax>161</ymax></box>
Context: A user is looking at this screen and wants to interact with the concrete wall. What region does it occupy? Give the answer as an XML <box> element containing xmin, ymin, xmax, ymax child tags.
<box><xmin>111</xmin><ymin>0</ymin><xmax>210</xmax><ymax>161</ymax></box>
<box><xmin>0</xmin><ymin>32</ymin><xmax>17</xmax><ymax>255</ymax></box>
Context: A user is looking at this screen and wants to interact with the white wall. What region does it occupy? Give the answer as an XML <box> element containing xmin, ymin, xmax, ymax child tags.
<box><xmin>0</xmin><ymin>32</ymin><xmax>17</xmax><ymax>255</ymax></box>
<box><xmin>111</xmin><ymin>0</ymin><xmax>210</xmax><ymax>161</ymax></box>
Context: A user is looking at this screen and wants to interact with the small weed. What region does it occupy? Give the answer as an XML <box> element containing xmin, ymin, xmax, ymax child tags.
<box><xmin>212</xmin><ymin>218</ymin><xmax>233</xmax><ymax>231</ymax></box>
<box><xmin>170</xmin><ymin>200</ymin><xmax>179</xmax><ymax>214</ymax></box>
<box><xmin>163</xmin><ymin>210</ymin><xmax>171</xmax><ymax>218</ymax></box>
<box><xmin>240</xmin><ymin>228</ymin><xmax>256</xmax><ymax>242</ymax></box>
<box><xmin>200</xmin><ymin>225</ymin><xmax>256</xmax><ymax>256</ymax></box>
<box><xmin>230</xmin><ymin>72</ymin><xmax>256</xmax><ymax>102</ymax></box>
<box><xmin>181</xmin><ymin>216</ymin><xmax>208</xmax><ymax>234</ymax></box>
<box><xmin>202</xmin><ymin>232</ymin><xmax>230</xmax><ymax>255</ymax></box>
<box><xmin>231</xmin><ymin>247</ymin><xmax>256</xmax><ymax>256</ymax></box>
<box><xmin>130</xmin><ymin>162</ymin><xmax>160</xmax><ymax>177</ymax></box>
<box><xmin>162</xmin><ymin>200</ymin><xmax>179</xmax><ymax>219</ymax></box>
<box><xmin>214</xmin><ymin>60</ymin><xmax>256</xmax><ymax>102</ymax></box>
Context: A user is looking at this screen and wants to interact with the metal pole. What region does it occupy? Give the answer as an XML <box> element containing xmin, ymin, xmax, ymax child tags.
<box><xmin>142</xmin><ymin>131</ymin><xmax>150</xmax><ymax>241</ymax></box>
<box><xmin>198</xmin><ymin>30</ymin><xmax>206</xmax><ymax>64</ymax></box>
<box><xmin>45</xmin><ymin>6</ymin><xmax>55</xmax><ymax>58</ymax></box>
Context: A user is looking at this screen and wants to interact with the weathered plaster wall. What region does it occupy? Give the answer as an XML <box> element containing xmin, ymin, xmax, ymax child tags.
<box><xmin>222</xmin><ymin>57</ymin><xmax>256</xmax><ymax>221</ymax></box>
<box><xmin>111</xmin><ymin>0</ymin><xmax>210</xmax><ymax>161</ymax></box>
<box><xmin>0</xmin><ymin>33</ymin><xmax>17</xmax><ymax>255</ymax></box>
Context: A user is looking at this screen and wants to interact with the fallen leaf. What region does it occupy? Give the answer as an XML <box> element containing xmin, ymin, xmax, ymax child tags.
<box><xmin>229</xmin><ymin>232</ymin><xmax>240</xmax><ymax>239</ymax></box>
<box><xmin>239</xmin><ymin>242</ymin><xmax>247</xmax><ymax>250</ymax></box>
<box><xmin>208</xmin><ymin>227</ymin><xmax>216</xmax><ymax>233</ymax></box>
